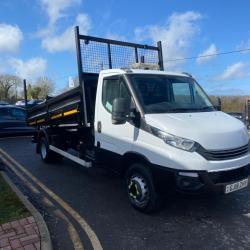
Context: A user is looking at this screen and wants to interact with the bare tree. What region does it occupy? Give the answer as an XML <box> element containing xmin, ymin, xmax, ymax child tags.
<box><xmin>0</xmin><ymin>74</ymin><xmax>21</xmax><ymax>100</ymax></box>
<box><xmin>34</xmin><ymin>77</ymin><xmax>55</xmax><ymax>99</ymax></box>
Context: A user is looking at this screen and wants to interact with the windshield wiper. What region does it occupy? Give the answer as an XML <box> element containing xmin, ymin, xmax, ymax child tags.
<box><xmin>170</xmin><ymin>106</ymin><xmax>214</xmax><ymax>112</ymax></box>
<box><xmin>197</xmin><ymin>106</ymin><xmax>214</xmax><ymax>111</ymax></box>
<box><xmin>170</xmin><ymin>108</ymin><xmax>194</xmax><ymax>112</ymax></box>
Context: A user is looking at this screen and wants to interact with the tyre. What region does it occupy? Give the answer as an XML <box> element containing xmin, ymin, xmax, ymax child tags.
<box><xmin>125</xmin><ymin>163</ymin><xmax>161</xmax><ymax>213</ymax></box>
<box><xmin>39</xmin><ymin>137</ymin><xmax>62</xmax><ymax>163</ymax></box>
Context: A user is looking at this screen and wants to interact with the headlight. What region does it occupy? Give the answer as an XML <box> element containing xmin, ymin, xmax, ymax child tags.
<box><xmin>151</xmin><ymin>126</ymin><xmax>197</xmax><ymax>152</ymax></box>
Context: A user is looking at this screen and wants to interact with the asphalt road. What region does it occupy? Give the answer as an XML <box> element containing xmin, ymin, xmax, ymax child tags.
<box><xmin>1</xmin><ymin>136</ymin><xmax>250</xmax><ymax>250</ymax></box>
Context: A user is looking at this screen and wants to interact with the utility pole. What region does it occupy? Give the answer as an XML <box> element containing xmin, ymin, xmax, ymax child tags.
<box><xmin>23</xmin><ymin>79</ymin><xmax>28</xmax><ymax>108</ymax></box>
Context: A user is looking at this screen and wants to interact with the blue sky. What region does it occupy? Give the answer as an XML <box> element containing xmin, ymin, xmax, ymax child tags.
<box><xmin>0</xmin><ymin>0</ymin><xmax>250</xmax><ymax>95</ymax></box>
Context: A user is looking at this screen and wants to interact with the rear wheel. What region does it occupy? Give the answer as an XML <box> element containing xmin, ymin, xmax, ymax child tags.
<box><xmin>125</xmin><ymin>163</ymin><xmax>161</xmax><ymax>213</ymax></box>
<box><xmin>39</xmin><ymin>137</ymin><xmax>62</xmax><ymax>163</ymax></box>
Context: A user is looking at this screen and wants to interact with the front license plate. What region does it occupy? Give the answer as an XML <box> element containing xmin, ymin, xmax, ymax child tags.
<box><xmin>225</xmin><ymin>179</ymin><xmax>249</xmax><ymax>194</ymax></box>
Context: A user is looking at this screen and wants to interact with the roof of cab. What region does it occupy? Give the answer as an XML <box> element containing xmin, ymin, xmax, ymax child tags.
<box><xmin>99</xmin><ymin>68</ymin><xmax>190</xmax><ymax>77</ymax></box>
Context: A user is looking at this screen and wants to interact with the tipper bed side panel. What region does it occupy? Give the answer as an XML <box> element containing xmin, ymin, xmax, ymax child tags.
<box><xmin>27</xmin><ymin>86</ymin><xmax>83</xmax><ymax>126</ymax></box>
<box><xmin>27</xmin><ymin>74</ymin><xmax>98</xmax><ymax>127</ymax></box>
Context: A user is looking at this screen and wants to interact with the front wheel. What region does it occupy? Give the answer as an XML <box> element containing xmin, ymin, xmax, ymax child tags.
<box><xmin>125</xmin><ymin>163</ymin><xmax>161</xmax><ymax>213</ymax></box>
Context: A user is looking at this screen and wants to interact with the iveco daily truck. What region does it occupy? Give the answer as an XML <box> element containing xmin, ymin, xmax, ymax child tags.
<box><xmin>27</xmin><ymin>26</ymin><xmax>250</xmax><ymax>212</ymax></box>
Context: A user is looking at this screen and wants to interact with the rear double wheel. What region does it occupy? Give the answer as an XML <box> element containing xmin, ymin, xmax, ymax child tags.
<box><xmin>126</xmin><ymin>163</ymin><xmax>160</xmax><ymax>213</ymax></box>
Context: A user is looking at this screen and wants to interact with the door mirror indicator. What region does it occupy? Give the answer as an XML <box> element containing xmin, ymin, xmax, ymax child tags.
<box><xmin>112</xmin><ymin>98</ymin><xmax>129</xmax><ymax>125</ymax></box>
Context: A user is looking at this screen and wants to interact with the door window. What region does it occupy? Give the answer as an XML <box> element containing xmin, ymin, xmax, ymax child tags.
<box><xmin>102</xmin><ymin>77</ymin><xmax>131</xmax><ymax>113</ymax></box>
<box><xmin>0</xmin><ymin>108</ymin><xmax>11</xmax><ymax>120</ymax></box>
<box><xmin>172</xmin><ymin>82</ymin><xmax>192</xmax><ymax>104</ymax></box>
<box><xmin>10</xmin><ymin>108</ymin><xmax>26</xmax><ymax>120</ymax></box>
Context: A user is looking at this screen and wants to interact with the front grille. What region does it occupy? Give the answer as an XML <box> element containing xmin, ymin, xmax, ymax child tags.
<box><xmin>197</xmin><ymin>144</ymin><xmax>249</xmax><ymax>161</ymax></box>
<box><xmin>208</xmin><ymin>165</ymin><xmax>250</xmax><ymax>184</ymax></box>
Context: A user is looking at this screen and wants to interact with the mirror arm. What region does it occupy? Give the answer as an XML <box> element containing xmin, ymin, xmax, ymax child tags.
<box><xmin>127</xmin><ymin>108</ymin><xmax>141</xmax><ymax>126</ymax></box>
<box><xmin>128</xmin><ymin>108</ymin><xmax>137</xmax><ymax>119</ymax></box>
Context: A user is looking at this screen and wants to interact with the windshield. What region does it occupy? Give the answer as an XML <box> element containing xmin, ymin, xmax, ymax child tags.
<box><xmin>128</xmin><ymin>74</ymin><xmax>215</xmax><ymax>114</ymax></box>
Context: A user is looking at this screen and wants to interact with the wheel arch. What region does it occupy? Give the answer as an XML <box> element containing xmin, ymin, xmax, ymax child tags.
<box><xmin>121</xmin><ymin>151</ymin><xmax>152</xmax><ymax>176</ymax></box>
<box><xmin>36</xmin><ymin>128</ymin><xmax>51</xmax><ymax>153</ymax></box>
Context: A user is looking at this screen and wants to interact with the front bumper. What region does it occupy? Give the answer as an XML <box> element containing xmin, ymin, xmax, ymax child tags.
<box><xmin>151</xmin><ymin>164</ymin><xmax>250</xmax><ymax>194</ymax></box>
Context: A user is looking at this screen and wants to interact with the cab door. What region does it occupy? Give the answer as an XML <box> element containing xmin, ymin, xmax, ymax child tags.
<box><xmin>95</xmin><ymin>75</ymin><xmax>136</xmax><ymax>164</ymax></box>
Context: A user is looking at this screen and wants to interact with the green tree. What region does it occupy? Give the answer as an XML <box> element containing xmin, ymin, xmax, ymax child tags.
<box><xmin>31</xmin><ymin>86</ymin><xmax>42</xmax><ymax>99</ymax></box>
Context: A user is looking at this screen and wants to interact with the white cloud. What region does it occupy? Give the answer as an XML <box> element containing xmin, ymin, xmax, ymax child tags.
<box><xmin>0</xmin><ymin>64</ymin><xmax>5</xmax><ymax>73</ymax></box>
<box><xmin>37</xmin><ymin>0</ymin><xmax>91</xmax><ymax>53</ymax></box>
<box><xmin>105</xmin><ymin>32</ymin><xmax>125</xmax><ymax>41</ymax></box>
<box><xmin>0</xmin><ymin>24</ymin><xmax>23</xmax><ymax>53</ymax></box>
<box><xmin>40</xmin><ymin>0</ymin><xmax>81</xmax><ymax>26</ymax></box>
<box><xmin>237</xmin><ymin>36</ymin><xmax>250</xmax><ymax>54</ymax></box>
<box><xmin>9</xmin><ymin>57</ymin><xmax>47</xmax><ymax>79</ymax></box>
<box><xmin>37</xmin><ymin>0</ymin><xmax>81</xmax><ymax>37</ymax></box>
<box><xmin>135</xmin><ymin>11</ymin><xmax>202</xmax><ymax>69</ymax></box>
<box><xmin>215</xmin><ymin>62</ymin><xmax>249</xmax><ymax>81</ymax></box>
<box><xmin>42</xmin><ymin>13</ymin><xmax>91</xmax><ymax>53</ymax></box>
<box><xmin>196</xmin><ymin>44</ymin><xmax>218</xmax><ymax>64</ymax></box>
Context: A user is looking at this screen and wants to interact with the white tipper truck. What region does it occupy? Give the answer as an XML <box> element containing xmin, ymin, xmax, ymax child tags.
<box><xmin>27</xmin><ymin>26</ymin><xmax>250</xmax><ymax>212</ymax></box>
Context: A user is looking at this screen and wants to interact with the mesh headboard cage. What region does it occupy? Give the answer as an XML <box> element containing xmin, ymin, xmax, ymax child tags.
<box><xmin>75</xmin><ymin>26</ymin><xmax>164</xmax><ymax>74</ymax></box>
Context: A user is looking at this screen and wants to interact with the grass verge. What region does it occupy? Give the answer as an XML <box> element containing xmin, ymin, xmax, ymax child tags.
<box><xmin>0</xmin><ymin>173</ymin><xmax>30</xmax><ymax>224</ymax></box>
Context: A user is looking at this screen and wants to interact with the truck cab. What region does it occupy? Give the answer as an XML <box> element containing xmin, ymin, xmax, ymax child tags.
<box><xmin>27</xmin><ymin>27</ymin><xmax>250</xmax><ymax>213</ymax></box>
<box><xmin>94</xmin><ymin>68</ymin><xmax>249</xmax><ymax>208</ymax></box>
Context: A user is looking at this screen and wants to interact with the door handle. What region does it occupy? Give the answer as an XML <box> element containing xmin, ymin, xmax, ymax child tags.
<box><xmin>97</xmin><ymin>121</ymin><xmax>102</xmax><ymax>133</ymax></box>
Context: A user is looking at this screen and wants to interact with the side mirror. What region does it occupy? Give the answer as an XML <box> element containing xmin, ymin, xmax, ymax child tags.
<box><xmin>112</xmin><ymin>98</ymin><xmax>129</xmax><ymax>125</ymax></box>
<box><xmin>214</xmin><ymin>97</ymin><xmax>221</xmax><ymax>111</ymax></box>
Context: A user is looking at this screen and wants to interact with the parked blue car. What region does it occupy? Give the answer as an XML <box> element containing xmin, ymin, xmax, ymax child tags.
<box><xmin>0</xmin><ymin>105</ymin><xmax>35</xmax><ymax>136</ymax></box>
